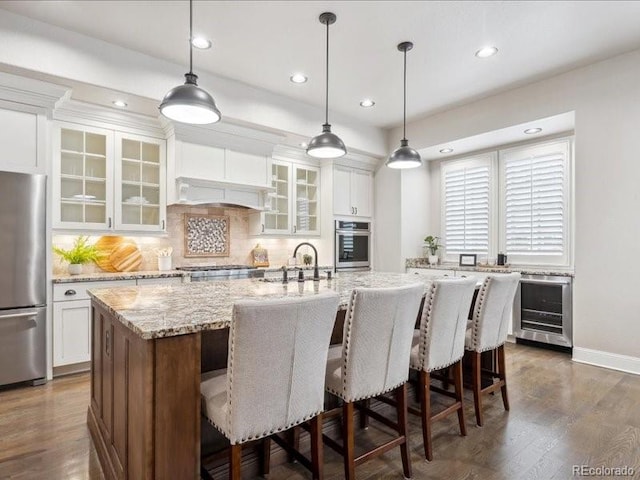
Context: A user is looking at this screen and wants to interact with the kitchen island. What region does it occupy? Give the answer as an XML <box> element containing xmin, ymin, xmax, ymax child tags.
<box><xmin>87</xmin><ymin>272</ymin><xmax>434</xmax><ymax>480</ymax></box>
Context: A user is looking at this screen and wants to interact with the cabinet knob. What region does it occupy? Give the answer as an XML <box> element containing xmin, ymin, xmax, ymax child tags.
<box><xmin>64</xmin><ymin>289</ymin><xmax>76</xmax><ymax>296</ymax></box>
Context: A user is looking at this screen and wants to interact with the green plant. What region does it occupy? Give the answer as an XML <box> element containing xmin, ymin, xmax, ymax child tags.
<box><xmin>53</xmin><ymin>236</ymin><xmax>101</xmax><ymax>265</ymax></box>
<box><xmin>423</xmin><ymin>235</ymin><xmax>440</xmax><ymax>255</ymax></box>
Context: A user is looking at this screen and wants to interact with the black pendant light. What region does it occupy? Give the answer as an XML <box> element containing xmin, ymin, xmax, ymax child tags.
<box><xmin>386</xmin><ymin>41</ymin><xmax>422</xmax><ymax>169</ymax></box>
<box><xmin>159</xmin><ymin>0</ymin><xmax>221</xmax><ymax>125</ymax></box>
<box><xmin>307</xmin><ymin>12</ymin><xmax>347</xmax><ymax>159</ymax></box>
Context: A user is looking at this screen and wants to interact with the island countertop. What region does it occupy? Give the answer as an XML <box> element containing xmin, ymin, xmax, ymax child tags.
<box><xmin>88</xmin><ymin>272</ymin><xmax>433</xmax><ymax>340</ymax></box>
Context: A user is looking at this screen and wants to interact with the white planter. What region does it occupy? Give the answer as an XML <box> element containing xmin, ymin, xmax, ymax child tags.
<box><xmin>68</xmin><ymin>264</ymin><xmax>83</xmax><ymax>275</ymax></box>
<box><xmin>157</xmin><ymin>256</ymin><xmax>172</xmax><ymax>271</ymax></box>
<box><xmin>428</xmin><ymin>255</ymin><xmax>439</xmax><ymax>266</ymax></box>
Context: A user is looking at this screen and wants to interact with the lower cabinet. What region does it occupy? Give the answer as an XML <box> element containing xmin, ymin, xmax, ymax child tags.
<box><xmin>53</xmin><ymin>276</ymin><xmax>183</xmax><ymax>373</ymax></box>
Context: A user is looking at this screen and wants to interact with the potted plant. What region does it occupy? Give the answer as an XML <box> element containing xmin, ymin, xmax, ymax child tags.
<box><xmin>423</xmin><ymin>235</ymin><xmax>440</xmax><ymax>266</ymax></box>
<box><xmin>53</xmin><ymin>236</ymin><xmax>101</xmax><ymax>275</ymax></box>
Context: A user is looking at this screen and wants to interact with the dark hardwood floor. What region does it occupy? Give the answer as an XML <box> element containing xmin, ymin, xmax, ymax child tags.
<box><xmin>1</xmin><ymin>343</ymin><xmax>639</xmax><ymax>479</ymax></box>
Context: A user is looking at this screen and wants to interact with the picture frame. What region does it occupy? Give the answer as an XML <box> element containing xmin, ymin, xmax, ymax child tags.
<box><xmin>459</xmin><ymin>254</ymin><xmax>477</xmax><ymax>267</ymax></box>
<box><xmin>184</xmin><ymin>214</ymin><xmax>230</xmax><ymax>257</ymax></box>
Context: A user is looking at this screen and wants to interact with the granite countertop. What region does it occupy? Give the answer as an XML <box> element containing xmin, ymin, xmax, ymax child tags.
<box><xmin>405</xmin><ymin>258</ymin><xmax>574</xmax><ymax>277</ymax></box>
<box><xmin>53</xmin><ymin>270</ymin><xmax>190</xmax><ymax>284</ymax></box>
<box><xmin>88</xmin><ymin>272</ymin><xmax>431</xmax><ymax>340</ymax></box>
<box><xmin>260</xmin><ymin>265</ymin><xmax>334</xmax><ymax>274</ymax></box>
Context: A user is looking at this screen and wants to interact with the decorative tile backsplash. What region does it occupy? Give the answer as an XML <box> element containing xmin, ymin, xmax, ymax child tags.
<box><xmin>53</xmin><ymin>205</ymin><xmax>322</xmax><ymax>274</ymax></box>
<box><xmin>184</xmin><ymin>214</ymin><xmax>229</xmax><ymax>257</ymax></box>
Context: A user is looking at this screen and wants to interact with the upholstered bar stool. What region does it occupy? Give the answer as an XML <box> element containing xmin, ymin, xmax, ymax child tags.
<box><xmin>200</xmin><ymin>292</ymin><xmax>340</xmax><ymax>480</ymax></box>
<box><xmin>464</xmin><ymin>273</ymin><xmax>521</xmax><ymax>426</ymax></box>
<box><xmin>324</xmin><ymin>284</ymin><xmax>424</xmax><ymax>480</ymax></box>
<box><xmin>409</xmin><ymin>277</ymin><xmax>477</xmax><ymax>461</ymax></box>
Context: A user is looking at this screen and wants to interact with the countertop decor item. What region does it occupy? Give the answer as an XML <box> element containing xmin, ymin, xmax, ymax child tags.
<box><xmin>459</xmin><ymin>254</ymin><xmax>477</xmax><ymax>267</ymax></box>
<box><xmin>251</xmin><ymin>243</ymin><xmax>269</xmax><ymax>267</ymax></box>
<box><xmin>53</xmin><ymin>236</ymin><xmax>101</xmax><ymax>275</ymax></box>
<box><xmin>306</xmin><ymin>12</ymin><xmax>346</xmax><ymax>159</ymax></box>
<box><xmin>109</xmin><ymin>243</ymin><xmax>143</xmax><ymax>272</ymax></box>
<box><xmin>94</xmin><ymin>236</ymin><xmax>127</xmax><ymax>272</ymax></box>
<box><xmin>155</xmin><ymin>247</ymin><xmax>173</xmax><ymax>271</ymax></box>
<box><xmin>423</xmin><ymin>235</ymin><xmax>440</xmax><ymax>265</ymax></box>
<box><xmin>386</xmin><ymin>41</ymin><xmax>422</xmax><ymax>169</ymax></box>
<box><xmin>159</xmin><ymin>0</ymin><xmax>221</xmax><ymax>125</ymax></box>
<box><xmin>184</xmin><ymin>214</ymin><xmax>230</xmax><ymax>257</ymax></box>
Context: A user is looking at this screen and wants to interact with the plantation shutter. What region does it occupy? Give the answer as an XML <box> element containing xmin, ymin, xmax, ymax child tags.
<box><xmin>504</xmin><ymin>148</ymin><xmax>566</xmax><ymax>255</ymax></box>
<box><xmin>444</xmin><ymin>164</ymin><xmax>490</xmax><ymax>254</ymax></box>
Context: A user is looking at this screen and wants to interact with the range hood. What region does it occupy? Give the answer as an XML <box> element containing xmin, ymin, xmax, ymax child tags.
<box><xmin>172</xmin><ymin>176</ymin><xmax>273</xmax><ymax>211</ymax></box>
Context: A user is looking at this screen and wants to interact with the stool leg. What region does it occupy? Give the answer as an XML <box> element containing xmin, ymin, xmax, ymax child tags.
<box><xmin>230</xmin><ymin>444</ymin><xmax>242</xmax><ymax>480</ymax></box>
<box><xmin>288</xmin><ymin>427</ymin><xmax>300</xmax><ymax>463</ymax></box>
<box><xmin>261</xmin><ymin>437</ymin><xmax>271</xmax><ymax>476</ymax></box>
<box><xmin>453</xmin><ymin>359</ymin><xmax>467</xmax><ymax>436</ymax></box>
<box><xmin>311</xmin><ymin>413</ymin><xmax>324</xmax><ymax>480</ymax></box>
<box><xmin>498</xmin><ymin>345</ymin><xmax>510</xmax><ymax>411</ymax></box>
<box><xmin>342</xmin><ymin>402</ymin><xmax>356</xmax><ymax>480</ymax></box>
<box><xmin>420</xmin><ymin>370</ymin><xmax>433</xmax><ymax>461</ymax></box>
<box><xmin>471</xmin><ymin>351</ymin><xmax>483</xmax><ymax>426</ymax></box>
<box><xmin>396</xmin><ymin>383</ymin><xmax>412</xmax><ymax>478</ymax></box>
<box><xmin>359</xmin><ymin>398</ymin><xmax>370</xmax><ymax>429</ymax></box>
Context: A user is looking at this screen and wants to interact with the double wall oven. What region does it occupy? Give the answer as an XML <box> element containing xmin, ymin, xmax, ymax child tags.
<box><xmin>335</xmin><ymin>221</ymin><xmax>371</xmax><ymax>271</ymax></box>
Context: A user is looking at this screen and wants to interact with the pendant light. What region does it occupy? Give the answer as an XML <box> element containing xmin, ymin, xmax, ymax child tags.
<box><xmin>306</xmin><ymin>12</ymin><xmax>347</xmax><ymax>159</ymax></box>
<box><xmin>159</xmin><ymin>0</ymin><xmax>221</xmax><ymax>125</ymax></box>
<box><xmin>386</xmin><ymin>42</ymin><xmax>422</xmax><ymax>169</ymax></box>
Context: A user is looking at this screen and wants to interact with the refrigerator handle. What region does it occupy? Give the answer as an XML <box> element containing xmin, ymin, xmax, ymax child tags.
<box><xmin>0</xmin><ymin>311</ymin><xmax>38</xmax><ymax>320</ymax></box>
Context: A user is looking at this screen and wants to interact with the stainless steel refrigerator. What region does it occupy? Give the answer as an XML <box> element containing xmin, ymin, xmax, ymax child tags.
<box><xmin>0</xmin><ymin>171</ymin><xmax>47</xmax><ymax>387</ymax></box>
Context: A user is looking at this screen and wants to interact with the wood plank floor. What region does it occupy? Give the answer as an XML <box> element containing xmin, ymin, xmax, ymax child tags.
<box><xmin>1</xmin><ymin>343</ymin><xmax>639</xmax><ymax>479</ymax></box>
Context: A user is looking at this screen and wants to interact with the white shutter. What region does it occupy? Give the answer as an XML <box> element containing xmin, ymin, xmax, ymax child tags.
<box><xmin>502</xmin><ymin>142</ymin><xmax>568</xmax><ymax>258</ymax></box>
<box><xmin>443</xmin><ymin>163</ymin><xmax>490</xmax><ymax>254</ymax></box>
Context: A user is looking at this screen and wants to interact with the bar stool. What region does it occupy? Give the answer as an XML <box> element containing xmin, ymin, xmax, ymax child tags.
<box><xmin>200</xmin><ymin>292</ymin><xmax>340</xmax><ymax>480</ymax></box>
<box><xmin>324</xmin><ymin>284</ymin><xmax>424</xmax><ymax>480</ymax></box>
<box><xmin>409</xmin><ymin>277</ymin><xmax>477</xmax><ymax>461</ymax></box>
<box><xmin>464</xmin><ymin>273</ymin><xmax>521</xmax><ymax>426</ymax></box>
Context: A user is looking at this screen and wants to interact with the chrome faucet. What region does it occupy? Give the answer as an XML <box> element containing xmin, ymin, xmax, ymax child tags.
<box><xmin>292</xmin><ymin>242</ymin><xmax>320</xmax><ymax>281</ymax></box>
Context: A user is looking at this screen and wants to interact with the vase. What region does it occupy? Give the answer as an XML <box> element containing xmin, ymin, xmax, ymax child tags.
<box><xmin>157</xmin><ymin>256</ymin><xmax>172</xmax><ymax>271</ymax></box>
<box><xmin>68</xmin><ymin>264</ymin><xmax>83</xmax><ymax>275</ymax></box>
<box><xmin>428</xmin><ymin>255</ymin><xmax>439</xmax><ymax>266</ymax></box>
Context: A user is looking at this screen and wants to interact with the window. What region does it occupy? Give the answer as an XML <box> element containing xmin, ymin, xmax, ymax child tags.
<box><xmin>441</xmin><ymin>154</ymin><xmax>496</xmax><ymax>259</ymax></box>
<box><xmin>440</xmin><ymin>138</ymin><xmax>572</xmax><ymax>266</ymax></box>
<box><xmin>500</xmin><ymin>140</ymin><xmax>571</xmax><ymax>265</ymax></box>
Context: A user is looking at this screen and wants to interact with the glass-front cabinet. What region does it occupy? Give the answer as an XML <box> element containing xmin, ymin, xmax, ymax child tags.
<box><xmin>253</xmin><ymin>160</ymin><xmax>320</xmax><ymax>236</ymax></box>
<box><xmin>53</xmin><ymin>123</ymin><xmax>166</xmax><ymax>232</ymax></box>
<box><xmin>115</xmin><ymin>133</ymin><xmax>166</xmax><ymax>231</ymax></box>
<box><xmin>55</xmin><ymin>125</ymin><xmax>114</xmax><ymax>229</ymax></box>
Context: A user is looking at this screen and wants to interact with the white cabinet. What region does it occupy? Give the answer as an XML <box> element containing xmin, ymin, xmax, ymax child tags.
<box><xmin>333</xmin><ymin>166</ymin><xmax>372</xmax><ymax>218</ymax></box>
<box><xmin>251</xmin><ymin>160</ymin><xmax>320</xmax><ymax>236</ymax></box>
<box><xmin>136</xmin><ymin>277</ymin><xmax>183</xmax><ymax>286</ymax></box>
<box><xmin>53</xmin><ymin>122</ymin><xmax>166</xmax><ymax>232</ymax></box>
<box><xmin>52</xmin><ymin>279</ymin><xmax>136</xmax><ymax>370</ymax></box>
<box><xmin>0</xmin><ymin>108</ymin><xmax>39</xmax><ymax>174</ymax></box>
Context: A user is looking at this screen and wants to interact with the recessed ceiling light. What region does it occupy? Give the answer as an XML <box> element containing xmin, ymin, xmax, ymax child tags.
<box><xmin>524</xmin><ymin>127</ymin><xmax>542</xmax><ymax>134</ymax></box>
<box><xmin>359</xmin><ymin>98</ymin><xmax>375</xmax><ymax>108</ymax></box>
<box><xmin>290</xmin><ymin>73</ymin><xmax>308</xmax><ymax>84</ymax></box>
<box><xmin>475</xmin><ymin>46</ymin><xmax>498</xmax><ymax>58</ymax></box>
<box><xmin>191</xmin><ymin>36</ymin><xmax>212</xmax><ymax>49</ymax></box>
<box><xmin>112</xmin><ymin>100</ymin><xmax>127</xmax><ymax>108</ymax></box>
<box><xmin>439</xmin><ymin>148</ymin><xmax>454</xmax><ymax>154</ymax></box>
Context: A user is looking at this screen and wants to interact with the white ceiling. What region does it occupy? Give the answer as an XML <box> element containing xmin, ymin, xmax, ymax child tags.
<box><xmin>2</xmin><ymin>1</ymin><xmax>640</xmax><ymax>129</ymax></box>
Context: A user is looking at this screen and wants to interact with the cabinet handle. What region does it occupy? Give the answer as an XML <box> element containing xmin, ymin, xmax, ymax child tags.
<box><xmin>351</xmin><ymin>207</ymin><xmax>354</xmax><ymax>214</ymax></box>
<box><xmin>355</xmin><ymin>207</ymin><xmax>358</xmax><ymax>215</ymax></box>
<box><xmin>293</xmin><ymin>225</ymin><xmax>297</xmax><ymax>233</ymax></box>
<box><xmin>162</xmin><ymin>220</ymin><xmax>165</xmax><ymax>230</ymax></box>
<box><xmin>261</xmin><ymin>223</ymin><xmax>265</xmax><ymax>233</ymax></box>
<box><xmin>64</xmin><ymin>289</ymin><xmax>77</xmax><ymax>296</ymax></box>
<box><xmin>108</xmin><ymin>217</ymin><xmax>112</xmax><ymax>228</ymax></box>
<box><xmin>105</xmin><ymin>330</ymin><xmax>110</xmax><ymax>357</ymax></box>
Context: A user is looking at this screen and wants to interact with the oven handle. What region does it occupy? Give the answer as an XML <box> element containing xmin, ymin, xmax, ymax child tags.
<box><xmin>520</xmin><ymin>278</ymin><xmax>571</xmax><ymax>286</ymax></box>
<box><xmin>335</xmin><ymin>230</ymin><xmax>371</xmax><ymax>235</ymax></box>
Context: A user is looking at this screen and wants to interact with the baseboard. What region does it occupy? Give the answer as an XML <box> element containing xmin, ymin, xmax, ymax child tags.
<box><xmin>572</xmin><ymin>347</ymin><xmax>640</xmax><ymax>375</ymax></box>
<box><xmin>53</xmin><ymin>361</ymin><xmax>91</xmax><ymax>377</ymax></box>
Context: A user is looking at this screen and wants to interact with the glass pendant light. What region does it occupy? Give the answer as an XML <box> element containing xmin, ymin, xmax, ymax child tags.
<box><xmin>386</xmin><ymin>42</ymin><xmax>422</xmax><ymax>169</ymax></box>
<box><xmin>307</xmin><ymin>12</ymin><xmax>347</xmax><ymax>159</ymax></box>
<box><xmin>159</xmin><ymin>0</ymin><xmax>221</xmax><ymax>124</ymax></box>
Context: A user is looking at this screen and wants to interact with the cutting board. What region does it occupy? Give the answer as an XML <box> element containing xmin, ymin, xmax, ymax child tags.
<box><xmin>95</xmin><ymin>236</ymin><xmax>142</xmax><ymax>272</ymax></box>
<box><xmin>109</xmin><ymin>243</ymin><xmax>143</xmax><ymax>272</ymax></box>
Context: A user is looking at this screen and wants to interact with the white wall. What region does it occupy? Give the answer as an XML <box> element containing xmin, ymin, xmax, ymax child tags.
<box><xmin>0</xmin><ymin>9</ymin><xmax>387</xmax><ymax>158</ymax></box>
<box><xmin>383</xmin><ymin>48</ymin><xmax>640</xmax><ymax>371</ymax></box>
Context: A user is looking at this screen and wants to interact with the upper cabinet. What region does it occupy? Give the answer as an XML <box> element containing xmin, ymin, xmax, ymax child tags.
<box><xmin>250</xmin><ymin>160</ymin><xmax>320</xmax><ymax>236</ymax></box>
<box><xmin>333</xmin><ymin>166</ymin><xmax>372</xmax><ymax>218</ymax></box>
<box><xmin>0</xmin><ymin>108</ymin><xmax>41</xmax><ymax>175</ymax></box>
<box><xmin>53</xmin><ymin>122</ymin><xmax>166</xmax><ymax>232</ymax></box>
